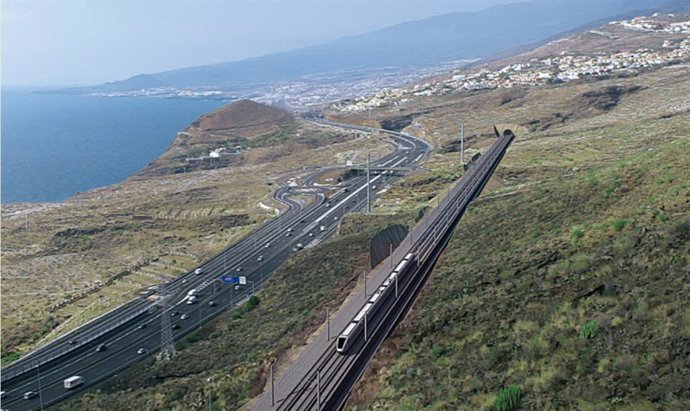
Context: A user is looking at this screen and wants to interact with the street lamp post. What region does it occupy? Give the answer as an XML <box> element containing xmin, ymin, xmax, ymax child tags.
<box><xmin>207</xmin><ymin>377</ymin><xmax>213</xmax><ymax>411</ymax></box>
<box><xmin>37</xmin><ymin>365</ymin><xmax>44</xmax><ymax>410</ymax></box>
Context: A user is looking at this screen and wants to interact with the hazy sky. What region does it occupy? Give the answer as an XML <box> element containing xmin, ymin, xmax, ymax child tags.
<box><xmin>2</xmin><ymin>0</ymin><xmax>517</xmax><ymax>86</ymax></box>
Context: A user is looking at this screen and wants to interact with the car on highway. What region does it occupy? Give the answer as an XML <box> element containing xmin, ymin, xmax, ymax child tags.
<box><xmin>257</xmin><ymin>255</ymin><xmax>264</xmax><ymax>262</ymax></box>
<box><xmin>187</xmin><ymin>295</ymin><xmax>198</xmax><ymax>305</ymax></box>
<box><xmin>180</xmin><ymin>313</ymin><xmax>190</xmax><ymax>320</ymax></box>
<box><xmin>334</xmin><ymin>216</ymin><xmax>339</xmax><ymax>220</ymax></box>
<box><xmin>182</xmin><ymin>278</ymin><xmax>188</xmax><ymax>284</ymax></box>
<box><xmin>309</xmin><ymin>232</ymin><xmax>314</xmax><ymax>237</ymax></box>
<box><xmin>208</xmin><ymin>300</ymin><xmax>217</xmax><ymax>307</ymax></box>
<box><xmin>172</xmin><ymin>324</ymin><xmax>181</xmax><ymax>330</ymax></box>
<box><xmin>1</xmin><ymin>390</ymin><xmax>7</xmax><ymax>399</ymax></box>
<box><xmin>171</xmin><ymin>310</ymin><xmax>180</xmax><ymax>317</ymax></box>
<box><xmin>234</xmin><ymin>285</ymin><xmax>242</xmax><ymax>291</ymax></box>
<box><xmin>137</xmin><ymin>348</ymin><xmax>148</xmax><ymax>355</ymax></box>
<box><xmin>264</xmin><ymin>242</ymin><xmax>271</xmax><ymax>248</ymax></box>
<box><xmin>137</xmin><ymin>323</ymin><xmax>147</xmax><ymax>329</ymax></box>
<box><xmin>236</xmin><ymin>267</ymin><xmax>243</xmax><ymax>272</ymax></box>
<box><xmin>23</xmin><ymin>391</ymin><xmax>38</xmax><ymax>400</ymax></box>
<box><xmin>194</xmin><ymin>268</ymin><xmax>203</xmax><ymax>275</ymax></box>
<box><xmin>68</xmin><ymin>339</ymin><xmax>78</xmax><ymax>345</ymax></box>
<box><xmin>285</xmin><ymin>232</ymin><xmax>292</xmax><ymax>237</ymax></box>
<box><xmin>95</xmin><ymin>343</ymin><xmax>107</xmax><ymax>352</ymax></box>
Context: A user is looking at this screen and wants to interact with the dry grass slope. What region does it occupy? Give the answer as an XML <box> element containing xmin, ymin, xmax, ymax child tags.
<box><xmin>344</xmin><ymin>65</ymin><xmax>690</xmax><ymax>411</ymax></box>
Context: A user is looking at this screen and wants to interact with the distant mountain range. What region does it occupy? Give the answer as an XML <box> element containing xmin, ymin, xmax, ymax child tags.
<box><xmin>51</xmin><ymin>0</ymin><xmax>689</xmax><ymax>94</ymax></box>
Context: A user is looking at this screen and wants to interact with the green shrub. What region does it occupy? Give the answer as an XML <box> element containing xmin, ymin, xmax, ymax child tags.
<box><xmin>1</xmin><ymin>351</ymin><xmax>21</xmax><ymax>364</ymax></box>
<box><xmin>430</xmin><ymin>344</ymin><xmax>444</xmax><ymax>359</ymax></box>
<box><xmin>586</xmin><ymin>172</ymin><xmax>598</xmax><ymax>187</ymax></box>
<box><xmin>580</xmin><ymin>320</ymin><xmax>598</xmax><ymax>340</ymax></box>
<box><xmin>186</xmin><ymin>332</ymin><xmax>202</xmax><ymax>343</ymax></box>
<box><xmin>667</xmin><ymin>217</ymin><xmax>690</xmax><ymax>248</ymax></box>
<box><xmin>613</xmin><ymin>219</ymin><xmax>627</xmax><ymax>232</ymax></box>
<box><xmin>494</xmin><ymin>385</ymin><xmax>522</xmax><ymax>411</ymax></box>
<box><xmin>571</xmin><ymin>226</ymin><xmax>585</xmax><ymax>241</ymax></box>
<box><xmin>246</xmin><ymin>295</ymin><xmax>260</xmax><ymax>310</ymax></box>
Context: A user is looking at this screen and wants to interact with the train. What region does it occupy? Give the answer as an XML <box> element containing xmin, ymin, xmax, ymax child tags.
<box><xmin>336</xmin><ymin>253</ymin><xmax>417</xmax><ymax>354</ymax></box>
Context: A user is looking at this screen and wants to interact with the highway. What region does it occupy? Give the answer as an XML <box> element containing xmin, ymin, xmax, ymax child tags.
<box><xmin>0</xmin><ymin>119</ymin><xmax>431</xmax><ymax>411</ymax></box>
<box><xmin>254</xmin><ymin>128</ymin><xmax>515</xmax><ymax>410</ymax></box>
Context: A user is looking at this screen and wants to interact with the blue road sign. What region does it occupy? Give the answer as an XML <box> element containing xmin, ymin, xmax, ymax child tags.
<box><xmin>219</xmin><ymin>275</ymin><xmax>246</xmax><ymax>285</ymax></box>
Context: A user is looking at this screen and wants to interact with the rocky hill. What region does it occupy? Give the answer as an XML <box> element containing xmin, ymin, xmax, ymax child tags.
<box><xmin>192</xmin><ymin>99</ymin><xmax>293</xmax><ymax>133</ymax></box>
<box><xmin>138</xmin><ymin>99</ymin><xmax>353</xmax><ymax>176</ymax></box>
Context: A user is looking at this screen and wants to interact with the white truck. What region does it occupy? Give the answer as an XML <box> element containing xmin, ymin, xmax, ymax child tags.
<box><xmin>64</xmin><ymin>375</ymin><xmax>84</xmax><ymax>389</ymax></box>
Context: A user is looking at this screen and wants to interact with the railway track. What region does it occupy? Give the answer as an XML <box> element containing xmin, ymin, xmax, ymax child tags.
<box><xmin>256</xmin><ymin>128</ymin><xmax>515</xmax><ymax>410</ymax></box>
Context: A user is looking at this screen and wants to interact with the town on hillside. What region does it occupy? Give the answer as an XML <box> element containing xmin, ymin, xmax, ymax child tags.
<box><xmin>334</xmin><ymin>13</ymin><xmax>690</xmax><ymax>113</ymax></box>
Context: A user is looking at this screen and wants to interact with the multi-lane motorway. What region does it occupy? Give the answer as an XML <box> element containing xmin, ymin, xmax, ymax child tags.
<box><xmin>0</xmin><ymin>119</ymin><xmax>430</xmax><ymax>410</ymax></box>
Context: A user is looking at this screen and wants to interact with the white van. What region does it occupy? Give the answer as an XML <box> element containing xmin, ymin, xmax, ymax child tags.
<box><xmin>64</xmin><ymin>375</ymin><xmax>84</xmax><ymax>389</ymax></box>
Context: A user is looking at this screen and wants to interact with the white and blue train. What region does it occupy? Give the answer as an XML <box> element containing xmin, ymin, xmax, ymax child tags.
<box><xmin>336</xmin><ymin>253</ymin><xmax>417</xmax><ymax>354</ymax></box>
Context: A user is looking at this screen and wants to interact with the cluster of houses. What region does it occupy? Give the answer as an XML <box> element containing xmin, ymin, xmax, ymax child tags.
<box><xmin>610</xmin><ymin>14</ymin><xmax>690</xmax><ymax>34</ymax></box>
<box><xmin>94</xmin><ymin>87</ymin><xmax>224</xmax><ymax>99</ymax></box>
<box><xmin>333</xmin><ymin>15</ymin><xmax>690</xmax><ymax>113</ymax></box>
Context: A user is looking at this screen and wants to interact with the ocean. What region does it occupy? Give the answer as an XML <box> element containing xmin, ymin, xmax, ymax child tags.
<box><xmin>1</xmin><ymin>88</ymin><xmax>227</xmax><ymax>203</ymax></box>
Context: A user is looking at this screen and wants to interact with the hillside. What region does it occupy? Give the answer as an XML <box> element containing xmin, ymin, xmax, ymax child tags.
<box><xmin>346</xmin><ymin>68</ymin><xmax>690</xmax><ymax>408</ymax></box>
<box><xmin>328</xmin><ymin>15</ymin><xmax>690</xmax><ymax>411</ymax></box>
<box><xmin>51</xmin><ymin>0</ymin><xmax>688</xmax><ymax>94</ymax></box>
<box><xmin>138</xmin><ymin>99</ymin><xmax>354</xmax><ymax>176</ymax></box>
<box><xmin>331</xmin><ymin>12</ymin><xmax>690</xmax><ymax>113</ymax></box>
<box><xmin>193</xmin><ymin>99</ymin><xmax>292</xmax><ymax>132</ymax></box>
<box><xmin>47</xmin><ymin>13</ymin><xmax>690</xmax><ymax>411</ymax></box>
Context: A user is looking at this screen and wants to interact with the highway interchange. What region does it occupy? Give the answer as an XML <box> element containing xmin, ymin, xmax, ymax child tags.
<box><xmin>0</xmin><ymin>119</ymin><xmax>430</xmax><ymax>411</ymax></box>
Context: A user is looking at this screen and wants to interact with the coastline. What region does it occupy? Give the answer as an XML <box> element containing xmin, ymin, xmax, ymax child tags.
<box><xmin>0</xmin><ymin>90</ymin><xmax>226</xmax><ymax>204</ymax></box>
